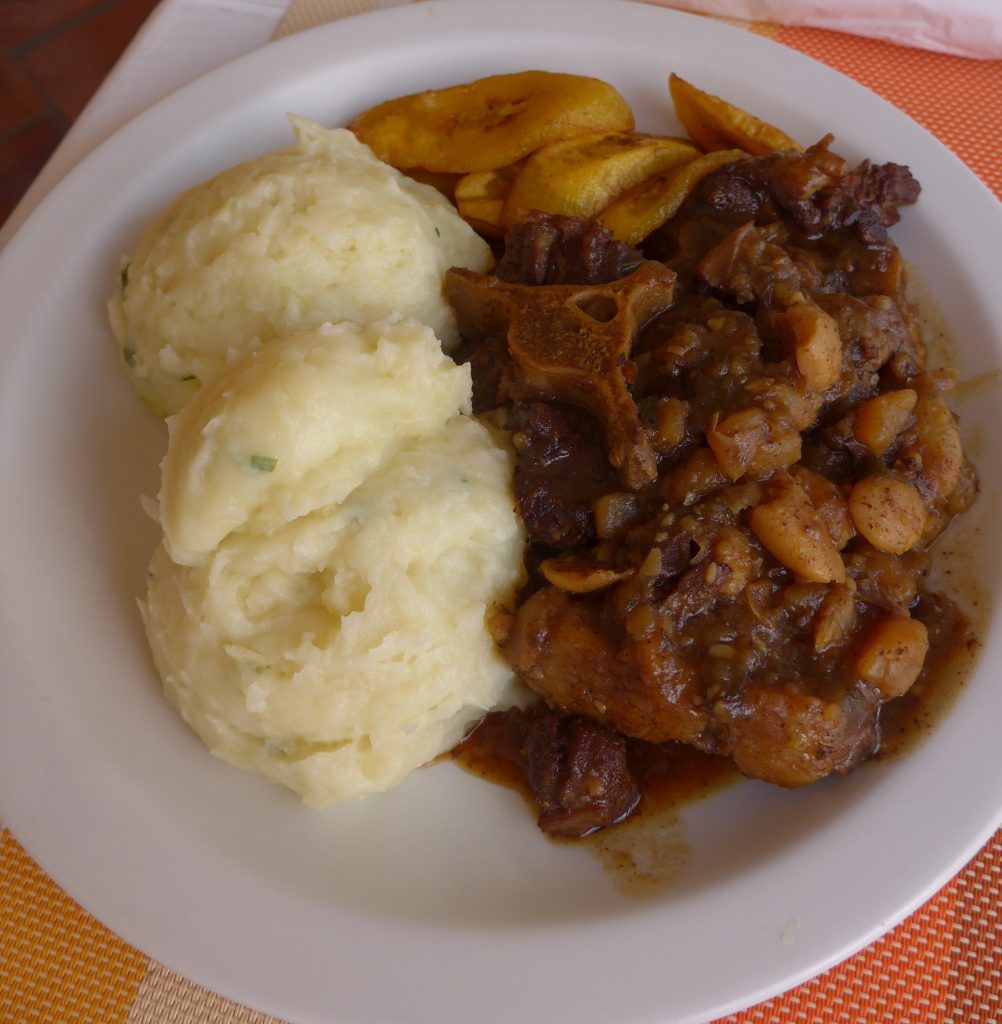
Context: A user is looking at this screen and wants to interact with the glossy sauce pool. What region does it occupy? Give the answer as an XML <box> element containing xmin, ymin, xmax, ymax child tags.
<box><xmin>452</xmin><ymin>713</ymin><xmax>741</xmax><ymax>896</ymax></box>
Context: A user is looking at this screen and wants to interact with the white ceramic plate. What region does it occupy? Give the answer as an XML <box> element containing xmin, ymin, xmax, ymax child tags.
<box><xmin>1</xmin><ymin>3</ymin><xmax>1000</xmax><ymax>1022</ymax></box>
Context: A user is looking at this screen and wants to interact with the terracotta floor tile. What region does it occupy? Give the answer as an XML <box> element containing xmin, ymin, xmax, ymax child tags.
<box><xmin>21</xmin><ymin>0</ymin><xmax>162</xmax><ymax>122</ymax></box>
<box><xmin>0</xmin><ymin>52</ymin><xmax>48</xmax><ymax>134</ymax></box>
<box><xmin>0</xmin><ymin>0</ymin><xmax>104</xmax><ymax>49</ymax></box>
<box><xmin>0</xmin><ymin>119</ymin><xmax>63</xmax><ymax>226</ymax></box>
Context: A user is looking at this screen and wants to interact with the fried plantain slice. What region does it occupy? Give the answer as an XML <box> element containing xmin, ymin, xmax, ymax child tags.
<box><xmin>668</xmin><ymin>73</ymin><xmax>801</xmax><ymax>156</ymax></box>
<box><xmin>350</xmin><ymin>71</ymin><xmax>635</xmax><ymax>173</ymax></box>
<box><xmin>599</xmin><ymin>148</ymin><xmax>748</xmax><ymax>244</ymax></box>
<box><xmin>403</xmin><ymin>167</ymin><xmax>461</xmax><ymax>201</ymax></box>
<box><xmin>504</xmin><ymin>132</ymin><xmax>699</xmax><ymax>228</ymax></box>
<box><xmin>455</xmin><ymin>164</ymin><xmax>522</xmax><ymax>237</ymax></box>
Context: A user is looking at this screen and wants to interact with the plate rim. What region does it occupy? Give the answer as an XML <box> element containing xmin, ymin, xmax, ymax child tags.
<box><xmin>1</xmin><ymin>3</ymin><xmax>1001</xmax><ymax>1023</ymax></box>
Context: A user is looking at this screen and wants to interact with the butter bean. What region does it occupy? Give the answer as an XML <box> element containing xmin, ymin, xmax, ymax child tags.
<box><xmin>848</xmin><ymin>475</ymin><xmax>926</xmax><ymax>554</ymax></box>
<box><xmin>909</xmin><ymin>395</ymin><xmax>963</xmax><ymax>499</ymax></box>
<box><xmin>813</xmin><ymin>582</ymin><xmax>857</xmax><ymax>652</ymax></box>
<box><xmin>856</xmin><ymin>615</ymin><xmax>929</xmax><ymax>698</ymax></box>
<box><xmin>539</xmin><ymin>557</ymin><xmax>632</xmax><ymax>593</ymax></box>
<box><xmin>775</xmin><ymin>303</ymin><xmax>843</xmax><ymax>393</ymax></box>
<box><xmin>748</xmin><ymin>480</ymin><xmax>846</xmax><ymax>583</ymax></box>
<box><xmin>707</xmin><ymin>407</ymin><xmax>800</xmax><ymax>480</ymax></box>
<box><xmin>790</xmin><ymin>465</ymin><xmax>854</xmax><ymax>550</ymax></box>
<box><xmin>853</xmin><ymin>389</ymin><xmax>917</xmax><ymax>456</ymax></box>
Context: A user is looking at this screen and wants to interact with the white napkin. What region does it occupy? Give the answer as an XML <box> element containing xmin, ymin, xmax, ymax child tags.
<box><xmin>278</xmin><ymin>0</ymin><xmax>1002</xmax><ymax>59</ymax></box>
<box><xmin>660</xmin><ymin>0</ymin><xmax>1002</xmax><ymax>59</ymax></box>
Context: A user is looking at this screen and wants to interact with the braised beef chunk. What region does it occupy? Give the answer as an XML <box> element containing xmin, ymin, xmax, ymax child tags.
<box><xmin>700</xmin><ymin>136</ymin><xmax>920</xmax><ymax>246</ymax></box>
<box><xmin>696</xmin><ymin>222</ymin><xmax>805</xmax><ymax>308</ymax></box>
<box><xmin>510</xmin><ymin>402</ymin><xmax>620</xmax><ymax>548</ymax></box>
<box><xmin>495</xmin><ymin>210</ymin><xmax>643</xmax><ymax>286</ymax></box>
<box><xmin>816</xmin><ymin>293</ymin><xmax>920</xmax><ymax>374</ymax></box>
<box><xmin>507</xmin><ymin>586</ymin><xmax>715</xmax><ymax>749</ymax></box>
<box><xmin>521</xmin><ymin>706</ymin><xmax>640</xmax><ymax>838</ymax></box>
<box><xmin>452</xmin><ymin>330</ymin><xmax>513</xmax><ymax>413</ymax></box>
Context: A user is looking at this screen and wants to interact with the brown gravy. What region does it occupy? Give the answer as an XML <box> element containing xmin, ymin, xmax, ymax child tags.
<box><xmin>452</xmin><ymin>712</ymin><xmax>740</xmax><ymax>815</ymax></box>
<box><xmin>877</xmin><ymin>589</ymin><xmax>983</xmax><ymax>759</ymax></box>
<box><xmin>452</xmin><ymin>713</ymin><xmax>741</xmax><ymax>896</ymax></box>
<box><xmin>453</xmin><ymin>585</ymin><xmax>978</xmax><ymax>800</ymax></box>
<box><xmin>448</xmin><ymin>200</ymin><xmax>989</xmax><ymax>895</ymax></box>
<box><xmin>450</xmin><ymin>588</ymin><xmax>979</xmax><ymax>895</ymax></box>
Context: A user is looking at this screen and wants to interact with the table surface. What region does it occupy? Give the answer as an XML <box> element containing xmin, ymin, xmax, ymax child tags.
<box><xmin>1</xmin><ymin>1</ymin><xmax>1000</xmax><ymax>1022</ymax></box>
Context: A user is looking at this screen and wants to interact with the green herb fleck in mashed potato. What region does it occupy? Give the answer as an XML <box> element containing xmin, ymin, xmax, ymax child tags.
<box><xmin>109</xmin><ymin>116</ymin><xmax>492</xmax><ymax>417</ymax></box>
<box><xmin>143</xmin><ymin>319</ymin><xmax>526</xmax><ymax>806</ymax></box>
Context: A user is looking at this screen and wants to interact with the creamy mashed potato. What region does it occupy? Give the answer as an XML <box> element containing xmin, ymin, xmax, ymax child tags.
<box><xmin>159</xmin><ymin>318</ymin><xmax>473</xmax><ymax>566</ymax></box>
<box><xmin>143</xmin><ymin>319</ymin><xmax>526</xmax><ymax>806</ymax></box>
<box><xmin>109</xmin><ymin>117</ymin><xmax>492</xmax><ymax>416</ymax></box>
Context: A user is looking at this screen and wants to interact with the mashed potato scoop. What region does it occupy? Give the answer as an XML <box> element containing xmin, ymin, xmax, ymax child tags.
<box><xmin>159</xmin><ymin>318</ymin><xmax>472</xmax><ymax>565</ymax></box>
<box><xmin>109</xmin><ymin>117</ymin><xmax>492</xmax><ymax>417</ymax></box>
<box><xmin>144</xmin><ymin>319</ymin><xmax>526</xmax><ymax>806</ymax></box>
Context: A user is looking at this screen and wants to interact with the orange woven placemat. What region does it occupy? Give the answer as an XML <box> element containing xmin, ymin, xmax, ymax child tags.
<box><xmin>775</xmin><ymin>21</ymin><xmax>1001</xmax><ymax>200</ymax></box>
<box><xmin>2</xmin><ymin>3</ymin><xmax>1000</xmax><ymax>1022</ymax></box>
